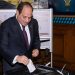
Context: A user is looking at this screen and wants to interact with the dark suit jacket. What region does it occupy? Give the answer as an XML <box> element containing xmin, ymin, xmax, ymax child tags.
<box><xmin>0</xmin><ymin>16</ymin><xmax>40</xmax><ymax>73</ymax></box>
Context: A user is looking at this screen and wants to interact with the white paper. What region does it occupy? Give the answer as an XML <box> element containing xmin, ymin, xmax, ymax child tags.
<box><xmin>27</xmin><ymin>59</ymin><xmax>36</xmax><ymax>73</ymax></box>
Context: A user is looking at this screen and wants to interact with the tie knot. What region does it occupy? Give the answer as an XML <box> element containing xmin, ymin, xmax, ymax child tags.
<box><xmin>22</xmin><ymin>26</ymin><xmax>25</xmax><ymax>28</ymax></box>
<box><xmin>22</xmin><ymin>26</ymin><xmax>25</xmax><ymax>30</ymax></box>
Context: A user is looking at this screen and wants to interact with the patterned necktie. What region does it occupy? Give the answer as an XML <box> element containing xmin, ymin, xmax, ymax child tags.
<box><xmin>22</xmin><ymin>26</ymin><xmax>29</xmax><ymax>49</ymax></box>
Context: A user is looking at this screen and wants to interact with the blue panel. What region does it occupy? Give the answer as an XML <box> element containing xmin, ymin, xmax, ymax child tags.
<box><xmin>49</xmin><ymin>0</ymin><xmax>75</xmax><ymax>14</ymax></box>
<box><xmin>53</xmin><ymin>17</ymin><xmax>75</xmax><ymax>24</ymax></box>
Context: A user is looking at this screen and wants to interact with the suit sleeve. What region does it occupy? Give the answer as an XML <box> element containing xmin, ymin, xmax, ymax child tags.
<box><xmin>0</xmin><ymin>22</ymin><xmax>24</xmax><ymax>65</ymax></box>
<box><xmin>32</xmin><ymin>19</ymin><xmax>40</xmax><ymax>50</ymax></box>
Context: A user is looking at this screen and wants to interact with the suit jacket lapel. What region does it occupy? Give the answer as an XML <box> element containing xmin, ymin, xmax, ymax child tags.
<box><xmin>13</xmin><ymin>17</ymin><xmax>27</xmax><ymax>48</ymax></box>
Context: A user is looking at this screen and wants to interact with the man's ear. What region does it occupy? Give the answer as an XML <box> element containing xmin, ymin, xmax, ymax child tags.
<box><xmin>16</xmin><ymin>10</ymin><xmax>19</xmax><ymax>18</ymax></box>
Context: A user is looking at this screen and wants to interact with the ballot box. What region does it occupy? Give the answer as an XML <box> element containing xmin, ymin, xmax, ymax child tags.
<box><xmin>5</xmin><ymin>65</ymin><xmax>65</xmax><ymax>75</ymax></box>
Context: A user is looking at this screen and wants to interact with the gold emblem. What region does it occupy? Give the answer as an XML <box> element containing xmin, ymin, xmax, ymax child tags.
<box><xmin>64</xmin><ymin>0</ymin><xmax>71</xmax><ymax>6</ymax></box>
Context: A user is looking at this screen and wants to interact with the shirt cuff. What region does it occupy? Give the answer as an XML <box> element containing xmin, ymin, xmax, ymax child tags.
<box><xmin>12</xmin><ymin>55</ymin><xmax>18</xmax><ymax>64</ymax></box>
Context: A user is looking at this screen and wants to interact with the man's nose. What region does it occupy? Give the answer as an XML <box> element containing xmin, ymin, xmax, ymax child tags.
<box><xmin>26</xmin><ymin>18</ymin><xmax>29</xmax><ymax>23</ymax></box>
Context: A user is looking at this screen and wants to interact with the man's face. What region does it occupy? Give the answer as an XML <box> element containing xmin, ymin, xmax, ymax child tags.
<box><xmin>16</xmin><ymin>6</ymin><xmax>32</xmax><ymax>26</ymax></box>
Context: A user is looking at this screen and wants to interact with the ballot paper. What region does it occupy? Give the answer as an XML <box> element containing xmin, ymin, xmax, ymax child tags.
<box><xmin>27</xmin><ymin>59</ymin><xmax>36</xmax><ymax>73</ymax></box>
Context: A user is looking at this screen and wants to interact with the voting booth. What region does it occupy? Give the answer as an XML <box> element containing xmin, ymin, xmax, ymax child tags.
<box><xmin>0</xmin><ymin>9</ymin><xmax>53</xmax><ymax>51</ymax></box>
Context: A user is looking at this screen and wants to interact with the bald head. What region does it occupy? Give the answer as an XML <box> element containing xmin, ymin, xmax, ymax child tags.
<box><xmin>17</xmin><ymin>2</ymin><xmax>33</xmax><ymax>14</ymax></box>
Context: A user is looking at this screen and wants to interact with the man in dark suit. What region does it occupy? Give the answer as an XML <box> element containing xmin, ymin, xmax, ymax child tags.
<box><xmin>0</xmin><ymin>2</ymin><xmax>40</xmax><ymax>75</ymax></box>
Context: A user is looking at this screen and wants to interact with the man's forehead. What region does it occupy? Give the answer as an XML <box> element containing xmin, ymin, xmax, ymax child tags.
<box><xmin>22</xmin><ymin>5</ymin><xmax>32</xmax><ymax>11</ymax></box>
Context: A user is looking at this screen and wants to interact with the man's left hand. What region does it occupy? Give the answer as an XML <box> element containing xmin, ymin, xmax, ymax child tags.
<box><xmin>32</xmin><ymin>49</ymin><xmax>39</xmax><ymax>57</ymax></box>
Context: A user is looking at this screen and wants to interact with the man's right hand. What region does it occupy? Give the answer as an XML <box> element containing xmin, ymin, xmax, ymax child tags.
<box><xmin>16</xmin><ymin>55</ymin><xmax>29</xmax><ymax>65</ymax></box>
